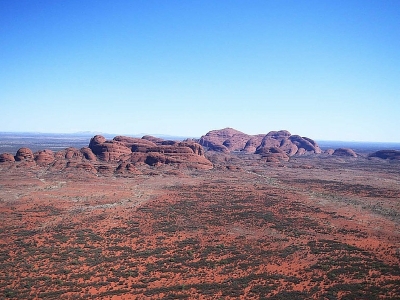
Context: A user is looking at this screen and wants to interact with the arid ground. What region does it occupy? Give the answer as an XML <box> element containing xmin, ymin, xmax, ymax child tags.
<box><xmin>1</xmin><ymin>154</ymin><xmax>399</xmax><ymax>299</ymax></box>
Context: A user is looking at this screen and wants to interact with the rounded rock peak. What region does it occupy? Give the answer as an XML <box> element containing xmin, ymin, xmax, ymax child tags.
<box><xmin>0</xmin><ymin>153</ymin><xmax>15</xmax><ymax>163</ymax></box>
<box><xmin>89</xmin><ymin>135</ymin><xmax>106</xmax><ymax>147</ymax></box>
<box><xmin>15</xmin><ymin>147</ymin><xmax>34</xmax><ymax>161</ymax></box>
<box><xmin>333</xmin><ymin>148</ymin><xmax>357</xmax><ymax>157</ymax></box>
<box><xmin>265</xmin><ymin>130</ymin><xmax>291</xmax><ymax>139</ymax></box>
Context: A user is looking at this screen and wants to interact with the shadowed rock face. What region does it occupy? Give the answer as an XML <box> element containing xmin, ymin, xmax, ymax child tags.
<box><xmin>80</xmin><ymin>147</ymin><xmax>97</xmax><ymax>161</ymax></box>
<box><xmin>369</xmin><ymin>150</ymin><xmax>400</xmax><ymax>160</ymax></box>
<box><xmin>333</xmin><ymin>148</ymin><xmax>358</xmax><ymax>158</ymax></box>
<box><xmin>198</xmin><ymin>128</ymin><xmax>322</xmax><ymax>157</ymax></box>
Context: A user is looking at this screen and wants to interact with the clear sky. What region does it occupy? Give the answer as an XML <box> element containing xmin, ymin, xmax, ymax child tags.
<box><xmin>1</xmin><ymin>0</ymin><xmax>399</xmax><ymax>142</ymax></box>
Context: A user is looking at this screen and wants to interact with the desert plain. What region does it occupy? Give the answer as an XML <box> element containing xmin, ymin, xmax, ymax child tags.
<box><xmin>0</xmin><ymin>128</ymin><xmax>399</xmax><ymax>299</ymax></box>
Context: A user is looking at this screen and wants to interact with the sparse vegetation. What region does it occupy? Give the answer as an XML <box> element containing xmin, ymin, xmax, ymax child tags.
<box><xmin>0</xmin><ymin>154</ymin><xmax>399</xmax><ymax>299</ymax></box>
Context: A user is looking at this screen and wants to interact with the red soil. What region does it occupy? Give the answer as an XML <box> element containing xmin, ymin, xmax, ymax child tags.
<box><xmin>0</xmin><ymin>156</ymin><xmax>399</xmax><ymax>299</ymax></box>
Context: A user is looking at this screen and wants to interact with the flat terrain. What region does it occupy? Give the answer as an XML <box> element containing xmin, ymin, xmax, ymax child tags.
<box><xmin>0</xmin><ymin>155</ymin><xmax>399</xmax><ymax>299</ymax></box>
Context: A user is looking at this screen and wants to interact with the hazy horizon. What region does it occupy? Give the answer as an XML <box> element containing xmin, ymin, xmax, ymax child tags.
<box><xmin>1</xmin><ymin>1</ymin><xmax>399</xmax><ymax>142</ymax></box>
<box><xmin>2</xmin><ymin>129</ymin><xmax>400</xmax><ymax>145</ymax></box>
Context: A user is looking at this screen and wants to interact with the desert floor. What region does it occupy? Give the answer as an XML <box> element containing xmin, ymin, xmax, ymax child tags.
<box><xmin>0</xmin><ymin>156</ymin><xmax>399</xmax><ymax>299</ymax></box>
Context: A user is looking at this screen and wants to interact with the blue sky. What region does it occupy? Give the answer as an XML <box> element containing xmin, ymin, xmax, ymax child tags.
<box><xmin>1</xmin><ymin>0</ymin><xmax>399</xmax><ymax>141</ymax></box>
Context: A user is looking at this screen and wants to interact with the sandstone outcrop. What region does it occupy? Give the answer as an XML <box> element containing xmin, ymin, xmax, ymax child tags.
<box><xmin>142</xmin><ymin>135</ymin><xmax>164</xmax><ymax>144</ymax></box>
<box><xmin>0</xmin><ymin>153</ymin><xmax>15</xmax><ymax>162</ymax></box>
<box><xmin>55</xmin><ymin>147</ymin><xmax>83</xmax><ymax>160</ymax></box>
<box><xmin>87</xmin><ymin>135</ymin><xmax>212</xmax><ymax>169</ymax></box>
<box><xmin>89</xmin><ymin>137</ymin><xmax>132</xmax><ymax>162</ymax></box>
<box><xmin>198</xmin><ymin>128</ymin><xmax>322</xmax><ymax>158</ymax></box>
<box><xmin>15</xmin><ymin>148</ymin><xmax>34</xmax><ymax>161</ymax></box>
<box><xmin>243</xmin><ymin>135</ymin><xmax>265</xmax><ymax>153</ymax></box>
<box><xmin>369</xmin><ymin>150</ymin><xmax>400</xmax><ymax>160</ymax></box>
<box><xmin>332</xmin><ymin>148</ymin><xmax>358</xmax><ymax>158</ymax></box>
<box><xmin>34</xmin><ymin>150</ymin><xmax>55</xmax><ymax>165</ymax></box>
<box><xmin>256</xmin><ymin>146</ymin><xmax>290</xmax><ymax>162</ymax></box>
<box><xmin>80</xmin><ymin>147</ymin><xmax>97</xmax><ymax>161</ymax></box>
<box><xmin>116</xmin><ymin>161</ymin><xmax>141</xmax><ymax>174</ymax></box>
<box><xmin>199</xmin><ymin>128</ymin><xmax>251</xmax><ymax>152</ymax></box>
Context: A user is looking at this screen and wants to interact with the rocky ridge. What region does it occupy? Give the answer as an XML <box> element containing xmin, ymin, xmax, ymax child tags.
<box><xmin>198</xmin><ymin>128</ymin><xmax>322</xmax><ymax>158</ymax></box>
<box><xmin>1</xmin><ymin>129</ymin><xmax>397</xmax><ymax>170</ymax></box>
<box><xmin>0</xmin><ymin>135</ymin><xmax>213</xmax><ymax>174</ymax></box>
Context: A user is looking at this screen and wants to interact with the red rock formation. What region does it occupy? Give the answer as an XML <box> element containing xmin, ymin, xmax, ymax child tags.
<box><xmin>202</xmin><ymin>142</ymin><xmax>230</xmax><ymax>153</ymax></box>
<box><xmin>288</xmin><ymin>135</ymin><xmax>321</xmax><ymax>154</ymax></box>
<box><xmin>73</xmin><ymin>162</ymin><xmax>97</xmax><ymax>173</ymax></box>
<box><xmin>116</xmin><ymin>161</ymin><xmax>141</xmax><ymax>174</ymax></box>
<box><xmin>88</xmin><ymin>135</ymin><xmax>106</xmax><ymax>148</ymax></box>
<box><xmin>256</xmin><ymin>147</ymin><xmax>289</xmax><ymax>162</ymax></box>
<box><xmin>80</xmin><ymin>147</ymin><xmax>97</xmax><ymax>161</ymax></box>
<box><xmin>178</xmin><ymin>142</ymin><xmax>205</xmax><ymax>156</ymax></box>
<box><xmin>55</xmin><ymin>147</ymin><xmax>83</xmax><ymax>160</ymax></box>
<box><xmin>198</xmin><ymin>128</ymin><xmax>321</xmax><ymax>157</ymax></box>
<box><xmin>199</xmin><ymin>128</ymin><xmax>250</xmax><ymax>152</ymax></box>
<box><xmin>0</xmin><ymin>153</ymin><xmax>15</xmax><ymax>163</ymax></box>
<box><xmin>15</xmin><ymin>148</ymin><xmax>34</xmax><ymax>161</ymax></box>
<box><xmin>34</xmin><ymin>150</ymin><xmax>55</xmax><ymax>165</ymax></box>
<box><xmin>369</xmin><ymin>150</ymin><xmax>400</xmax><ymax>160</ymax></box>
<box><xmin>89</xmin><ymin>137</ymin><xmax>132</xmax><ymax>162</ymax></box>
<box><xmin>243</xmin><ymin>135</ymin><xmax>265</xmax><ymax>153</ymax></box>
<box><xmin>333</xmin><ymin>148</ymin><xmax>358</xmax><ymax>158</ymax></box>
<box><xmin>142</xmin><ymin>135</ymin><xmax>164</xmax><ymax>144</ymax></box>
<box><xmin>113</xmin><ymin>136</ymin><xmax>157</xmax><ymax>148</ymax></box>
<box><xmin>88</xmin><ymin>135</ymin><xmax>212</xmax><ymax>169</ymax></box>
